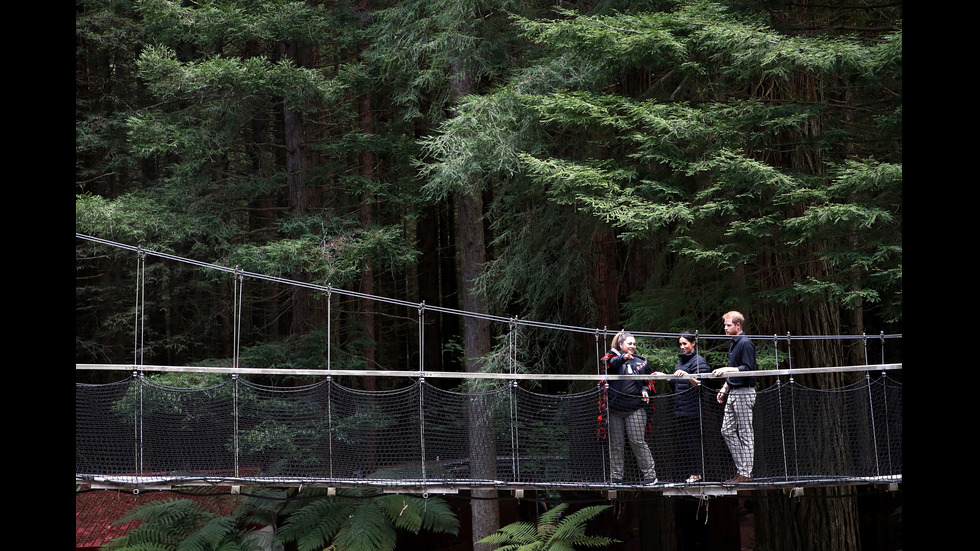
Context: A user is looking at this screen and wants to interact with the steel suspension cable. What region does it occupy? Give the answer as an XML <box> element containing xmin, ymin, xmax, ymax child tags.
<box><xmin>79</xmin><ymin>233</ymin><xmax>903</xmax><ymax>345</ymax></box>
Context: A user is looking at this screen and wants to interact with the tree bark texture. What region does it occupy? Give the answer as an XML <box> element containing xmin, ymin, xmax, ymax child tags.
<box><xmin>281</xmin><ymin>40</ymin><xmax>325</xmax><ymax>335</ymax></box>
<box><xmin>455</xmin><ymin>185</ymin><xmax>500</xmax><ymax>550</ymax></box>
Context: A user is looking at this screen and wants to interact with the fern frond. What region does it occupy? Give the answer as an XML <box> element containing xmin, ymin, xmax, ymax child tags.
<box><xmin>478</xmin><ymin>521</ymin><xmax>537</xmax><ymax>544</ymax></box>
<box><xmin>377</xmin><ymin>494</ymin><xmax>423</xmax><ymax>533</ymax></box>
<box><xmin>562</xmin><ymin>535</ymin><xmax>620</xmax><ymax>548</ymax></box>
<box><xmin>406</xmin><ymin>495</ymin><xmax>460</xmax><ymax>535</ymax></box>
<box><xmin>282</xmin><ymin>495</ymin><xmax>355</xmax><ymax>551</ymax></box>
<box><xmin>535</xmin><ymin>503</ymin><xmax>569</xmax><ymax>529</ymax></box>
<box><xmin>177</xmin><ymin>515</ymin><xmax>240</xmax><ymax>551</ymax></box>
<box><xmin>548</xmin><ymin>505</ymin><xmax>610</xmax><ymax>542</ymax></box>
<box><xmin>104</xmin><ymin>499</ymin><xmax>214</xmax><ymax>551</ymax></box>
<box><xmin>331</xmin><ymin>502</ymin><xmax>398</xmax><ymax>551</ymax></box>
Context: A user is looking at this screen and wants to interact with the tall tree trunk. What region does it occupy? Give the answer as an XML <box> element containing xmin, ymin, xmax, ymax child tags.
<box><xmin>743</xmin><ymin>9</ymin><xmax>867</xmax><ymax>534</ymax></box>
<box><xmin>358</xmin><ymin>88</ymin><xmax>377</xmax><ymax>392</ymax></box>
<box><xmin>592</xmin><ymin>227</ymin><xmax>619</xmax><ymax>333</ymax></box>
<box><xmin>281</xmin><ymin>40</ymin><xmax>323</xmax><ymax>336</ymax></box>
<box><xmin>755</xmin><ymin>486</ymin><xmax>861</xmax><ymax>550</ymax></box>
<box><xmin>754</xmin><ymin>225</ymin><xmax>863</xmax><ymax>551</ymax></box>
<box><xmin>416</xmin><ymin>206</ymin><xmax>451</xmax><ymax>373</ymax></box>
<box><xmin>456</xmin><ymin>184</ymin><xmax>499</xmax><ymax>550</ymax></box>
<box><xmin>448</xmin><ymin>22</ymin><xmax>500</xmax><ymax>543</ymax></box>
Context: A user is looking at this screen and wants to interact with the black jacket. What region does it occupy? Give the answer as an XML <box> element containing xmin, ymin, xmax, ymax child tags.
<box><xmin>669</xmin><ymin>351</ymin><xmax>710</xmax><ymax>417</ymax></box>
<box><xmin>727</xmin><ymin>333</ymin><xmax>757</xmax><ymax>388</ymax></box>
<box><xmin>605</xmin><ymin>350</ymin><xmax>652</xmax><ymax>413</ymax></box>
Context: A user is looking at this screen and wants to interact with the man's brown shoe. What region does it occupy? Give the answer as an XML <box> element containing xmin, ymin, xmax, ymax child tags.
<box><xmin>724</xmin><ymin>475</ymin><xmax>752</xmax><ymax>483</ymax></box>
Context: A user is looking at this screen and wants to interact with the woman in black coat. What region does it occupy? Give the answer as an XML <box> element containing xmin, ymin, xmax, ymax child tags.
<box><xmin>602</xmin><ymin>331</ymin><xmax>658</xmax><ymax>485</ymax></box>
<box><xmin>669</xmin><ymin>332</ymin><xmax>711</xmax><ymax>483</ymax></box>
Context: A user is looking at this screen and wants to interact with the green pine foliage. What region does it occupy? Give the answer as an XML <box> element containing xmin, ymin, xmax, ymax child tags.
<box><xmin>422</xmin><ymin>1</ymin><xmax>901</xmax><ymax>343</ymax></box>
<box><xmin>79</xmin><ymin>0</ymin><xmax>900</xmax><ymax>370</ymax></box>
<box><xmin>77</xmin><ymin>0</ymin><xmax>430</xmax><ymax>369</ymax></box>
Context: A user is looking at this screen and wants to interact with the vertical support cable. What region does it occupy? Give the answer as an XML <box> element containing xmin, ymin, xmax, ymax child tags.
<box><xmin>418</xmin><ymin>302</ymin><xmax>427</xmax><ymax>485</ymax></box>
<box><xmin>879</xmin><ymin>331</ymin><xmax>894</xmax><ymax>474</ymax></box>
<box><xmin>881</xmin><ymin>375</ymin><xmax>894</xmax><ymax>475</ymax></box>
<box><xmin>694</xmin><ymin>330</ymin><xmax>707</xmax><ymax>484</ymax></box>
<box><xmin>774</xmin><ymin>334</ymin><xmax>789</xmax><ymax>481</ymax></box>
<box><xmin>233</xmin><ymin>372</ymin><xmax>240</xmax><ymax>478</ymax></box>
<box><xmin>861</xmin><ymin>332</ymin><xmax>869</xmax><ymax>366</ymax></box>
<box><xmin>596</xmin><ymin>325</ymin><xmax>610</xmax><ymax>481</ymax></box>
<box><xmin>879</xmin><ymin>331</ymin><xmax>885</xmax><ymax>365</ymax></box>
<box><xmin>327</xmin><ymin>285</ymin><xmax>334</xmax><ymax>479</ymax></box>
<box><xmin>862</xmin><ymin>332</ymin><xmax>881</xmax><ymax>477</ymax></box>
<box><xmin>508</xmin><ymin>318</ymin><xmax>519</xmax><ymax>482</ymax></box>
<box><xmin>327</xmin><ymin>376</ymin><xmax>334</xmax><ymax>480</ymax></box>
<box><xmin>134</xmin><ymin>247</ymin><xmax>146</xmax><ymax>480</ymax></box>
<box><xmin>327</xmin><ymin>285</ymin><xmax>332</xmax><ymax>371</ymax></box>
<box><xmin>594</xmin><ymin>328</ymin><xmax>603</xmax><ymax>484</ymax></box>
<box><xmin>786</xmin><ymin>332</ymin><xmax>799</xmax><ymax>479</ymax></box>
<box><xmin>233</xmin><ymin>267</ymin><xmax>242</xmax><ymax>369</ymax></box>
<box><xmin>866</xmin><ymin>372</ymin><xmax>880</xmax><ymax>477</ymax></box>
<box><xmin>232</xmin><ymin>267</ymin><xmax>243</xmax><ymax>478</ymax></box>
<box><xmin>785</xmin><ymin>331</ymin><xmax>793</xmax><ymax>371</ymax></box>
<box><xmin>134</xmin><ymin>247</ymin><xmax>146</xmax><ymax>369</ymax></box>
<box><xmin>418</xmin><ymin>301</ymin><xmax>425</xmax><ymax>375</ymax></box>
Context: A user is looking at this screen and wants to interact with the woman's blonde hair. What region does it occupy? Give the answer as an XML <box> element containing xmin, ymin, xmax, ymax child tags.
<box><xmin>611</xmin><ymin>331</ymin><xmax>634</xmax><ymax>350</ymax></box>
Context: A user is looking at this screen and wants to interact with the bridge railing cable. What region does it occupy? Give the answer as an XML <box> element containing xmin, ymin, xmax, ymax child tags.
<box><xmin>76</xmin><ymin>365</ymin><xmax>901</xmax><ymax>491</ymax></box>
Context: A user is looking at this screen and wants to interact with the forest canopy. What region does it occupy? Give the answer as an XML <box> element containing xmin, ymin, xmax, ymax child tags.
<box><xmin>77</xmin><ymin>0</ymin><xmax>901</xmax><ymax>376</ymax></box>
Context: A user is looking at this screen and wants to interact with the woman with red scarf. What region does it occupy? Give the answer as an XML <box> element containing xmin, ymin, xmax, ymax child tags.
<box><xmin>601</xmin><ymin>331</ymin><xmax>658</xmax><ymax>485</ymax></box>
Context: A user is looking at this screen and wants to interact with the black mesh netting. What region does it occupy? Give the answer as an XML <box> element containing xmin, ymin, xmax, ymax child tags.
<box><xmin>76</xmin><ymin>375</ymin><xmax>901</xmax><ymax>486</ymax></box>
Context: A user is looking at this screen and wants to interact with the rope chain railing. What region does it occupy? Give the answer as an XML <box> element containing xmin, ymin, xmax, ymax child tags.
<box><xmin>76</xmin><ymin>234</ymin><xmax>902</xmax><ymax>492</ymax></box>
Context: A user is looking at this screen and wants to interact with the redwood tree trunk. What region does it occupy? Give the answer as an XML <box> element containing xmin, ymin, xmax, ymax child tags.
<box><xmin>448</xmin><ymin>22</ymin><xmax>500</xmax><ymax>543</ymax></box>
<box><xmin>358</xmin><ymin>88</ymin><xmax>377</xmax><ymax>392</ymax></box>
<box><xmin>592</xmin><ymin>227</ymin><xmax>619</xmax><ymax>333</ymax></box>
<box><xmin>281</xmin><ymin>40</ymin><xmax>324</xmax><ymax>336</ymax></box>
<box><xmin>752</xmin><ymin>223</ymin><xmax>863</xmax><ymax>551</ymax></box>
<box><xmin>456</xmin><ymin>185</ymin><xmax>499</xmax><ymax>550</ymax></box>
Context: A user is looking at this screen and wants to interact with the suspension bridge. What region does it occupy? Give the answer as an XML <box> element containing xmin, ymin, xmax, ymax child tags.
<box><xmin>76</xmin><ymin>234</ymin><xmax>902</xmax><ymax>498</ymax></box>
